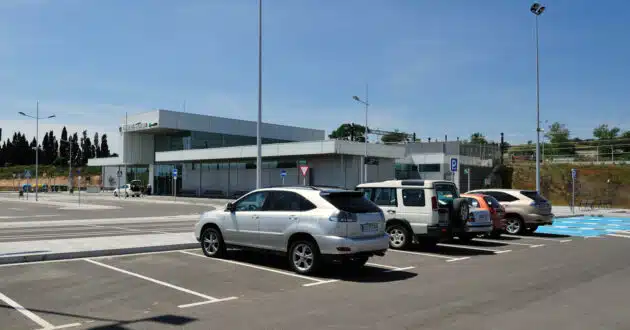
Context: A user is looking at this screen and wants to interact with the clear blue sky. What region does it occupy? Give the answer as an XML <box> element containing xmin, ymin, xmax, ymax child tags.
<box><xmin>1</xmin><ymin>0</ymin><xmax>629</xmax><ymax>152</ymax></box>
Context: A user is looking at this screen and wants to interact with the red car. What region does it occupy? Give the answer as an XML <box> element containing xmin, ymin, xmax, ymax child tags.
<box><xmin>461</xmin><ymin>193</ymin><xmax>506</xmax><ymax>238</ymax></box>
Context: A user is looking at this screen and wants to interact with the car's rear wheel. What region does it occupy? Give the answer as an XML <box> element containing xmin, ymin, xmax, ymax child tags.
<box><xmin>505</xmin><ymin>217</ymin><xmax>525</xmax><ymax>235</ymax></box>
<box><xmin>289</xmin><ymin>240</ymin><xmax>320</xmax><ymax>275</ymax></box>
<box><xmin>201</xmin><ymin>227</ymin><xmax>226</xmax><ymax>258</ymax></box>
<box><xmin>387</xmin><ymin>224</ymin><xmax>411</xmax><ymax>250</ymax></box>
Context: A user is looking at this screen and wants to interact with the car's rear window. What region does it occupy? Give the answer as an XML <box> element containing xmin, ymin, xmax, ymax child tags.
<box><xmin>434</xmin><ymin>184</ymin><xmax>459</xmax><ymax>204</ymax></box>
<box><xmin>483</xmin><ymin>195</ymin><xmax>502</xmax><ymax>209</ymax></box>
<box><xmin>520</xmin><ymin>190</ymin><xmax>547</xmax><ymax>202</ymax></box>
<box><xmin>321</xmin><ymin>192</ymin><xmax>381</xmax><ymax>213</ymax></box>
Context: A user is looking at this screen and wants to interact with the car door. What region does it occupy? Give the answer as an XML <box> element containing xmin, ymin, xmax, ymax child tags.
<box><xmin>225</xmin><ymin>191</ymin><xmax>268</xmax><ymax>247</ymax></box>
<box><xmin>371</xmin><ymin>187</ymin><xmax>399</xmax><ymax>220</ymax></box>
<box><xmin>397</xmin><ymin>188</ymin><xmax>431</xmax><ymax>234</ymax></box>
<box><xmin>258</xmin><ymin>191</ymin><xmax>314</xmax><ymax>251</ymax></box>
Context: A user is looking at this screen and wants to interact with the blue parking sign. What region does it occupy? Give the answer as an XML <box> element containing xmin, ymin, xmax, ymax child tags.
<box><xmin>172</xmin><ymin>168</ymin><xmax>178</xmax><ymax>177</ymax></box>
<box><xmin>280</xmin><ymin>169</ymin><xmax>287</xmax><ymax>177</ymax></box>
<box><xmin>450</xmin><ymin>158</ymin><xmax>458</xmax><ymax>172</ymax></box>
<box><xmin>571</xmin><ymin>168</ymin><xmax>576</xmax><ymax>179</ymax></box>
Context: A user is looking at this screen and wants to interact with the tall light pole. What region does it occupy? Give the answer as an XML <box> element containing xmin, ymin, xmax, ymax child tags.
<box><xmin>256</xmin><ymin>0</ymin><xmax>263</xmax><ymax>189</ymax></box>
<box><xmin>19</xmin><ymin>102</ymin><xmax>56</xmax><ymax>201</ymax></box>
<box><xmin>531</xmin><ymin>2</ymin><xmax>545</xmax><ymax>193</ymax></box>
<box><xmin>352</xmin><ymin>84</ymin><xmax>369</xmax><ymax>184</ymax></box>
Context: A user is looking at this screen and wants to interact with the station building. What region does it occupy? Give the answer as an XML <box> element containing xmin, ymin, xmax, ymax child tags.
<box><xmin>88</xmin><ymin>109</ymin><xmax>405</xmax><ymax>197</ymax></box>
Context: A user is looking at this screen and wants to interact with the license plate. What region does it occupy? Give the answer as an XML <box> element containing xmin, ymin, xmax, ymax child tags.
<box><xmin>361</xmin><ymin>223</ymin><xmax>379</xmax><ymax>233</ymax></box>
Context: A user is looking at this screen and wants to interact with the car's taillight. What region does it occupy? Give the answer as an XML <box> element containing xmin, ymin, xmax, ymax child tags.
<box><xmin>431</xmin><ymin>196</ymin><xmax>438</xmax><ymax>211</ymax></box>
<box><xmin>329</xmin><ymin>211</ymin><xmax>357</xmax><ymax>222</ymax></box>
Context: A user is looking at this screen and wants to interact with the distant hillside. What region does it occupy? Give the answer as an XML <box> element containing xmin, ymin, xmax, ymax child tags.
<box><xmin>510</xmin><ymin>163</ymin><xmax>630</xmax><ymax>208</ymax></box>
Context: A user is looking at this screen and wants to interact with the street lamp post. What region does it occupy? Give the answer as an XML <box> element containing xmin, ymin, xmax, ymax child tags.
<box><xmin>18</xmin><ymin>102</ymin><xmax>56</xmax><ymax>201</ymax></box>
<box><xmin>531</xmin><ymin>2</ymin><xmax>545</xmax><ymax>194</ymax></box>
<box><xmin>352</xmin><ymin>84</ymin><xmax>369</xmax><ymax>184</ymax></box>
<box><xmin>256</xmin><ymin>0</ymin><xmax>263</xmax><ymax>189</ymax></box>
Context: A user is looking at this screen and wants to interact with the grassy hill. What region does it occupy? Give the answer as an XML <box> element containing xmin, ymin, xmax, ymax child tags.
<box><xmin>510</xmin><ymin>163</ymin><xmax>630</xmax><ymax>208</ymax></box>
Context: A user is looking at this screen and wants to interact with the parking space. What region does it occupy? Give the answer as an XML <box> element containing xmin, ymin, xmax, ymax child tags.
<box><xmin>0</xmin><ymin>229</ymin><xmax>618</xmax><ymax>330</ymax></box>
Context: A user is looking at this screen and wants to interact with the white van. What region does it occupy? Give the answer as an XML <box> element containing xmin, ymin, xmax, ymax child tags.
<box><xmin>356</xmin><ymin>180</ymin><xmax>470</xmax><ymax>249</ymax></box>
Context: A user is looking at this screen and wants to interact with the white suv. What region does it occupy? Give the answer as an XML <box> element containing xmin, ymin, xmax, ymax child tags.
<box><xmin>194</xmin><ymin>187</ymin><xmax>389</xmax><ymax>275</ymax></box>
<box><xmin>356</xmin><ymin>180</ymin><xmax>471</xmax><ymax>249</ymax></box>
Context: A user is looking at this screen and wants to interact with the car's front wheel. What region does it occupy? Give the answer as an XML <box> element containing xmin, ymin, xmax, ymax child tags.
<box><xmin>505</xmin><ymin>216</ymin><xmax>525</xmax><ymax>235</ymax></box>
<box><xmin>288</xmin><ymin>240</ymin><xmax>320</xmax><ymax>275</ymax></box>
<box><xmin>201</xmin><ymin>227</ymin><xmax>226</xmax><ymax>258</ymax></box>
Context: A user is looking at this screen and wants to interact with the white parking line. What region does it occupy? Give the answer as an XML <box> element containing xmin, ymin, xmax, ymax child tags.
<box><xmin>446</xmin><ymin>257</ymin><xmax>471</xmax><ymax>262</ymax></box>
<box><xmin>366</xmin><ymin>262</ymin><xmax>415</xmax><ymax>273</ymax></box>
<box><xmin>84</xmin><ymin>259</ymin><xmax>237</xmax><ymax>308</ymax></box>
<box><xmin>474</xmin><ymin>238</ymin><xmax>545</xmax><ymax>248</ymax></box>
<box><xmin>607</xmin><ymin>233</ymin><xmax>630</xmax><ymax>239</ymax></box>
<box><xmin>438</xmin><ymin>243</ymin><xmax>512</xmax><ymax>254</ymax></box>
<box><xmin>389</xmin><ymin>249</ymin><xmax>453</xmax><ymax>259</ymax></box>
<box><xmin>502</xmin><ymin>234</ymin><xmax>572</xmax><ymax>243</ymax></box>
<box><xmin>0</xmin><ymin>292</ymin><xmax>81</xmax><ymax>330</ymax></box>
<box><xmin>180</xmin><ymin>251</ymin><xmax>338</xmax><ymax>287</ymax></box>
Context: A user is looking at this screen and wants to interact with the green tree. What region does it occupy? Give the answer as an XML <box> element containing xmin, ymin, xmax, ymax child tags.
<box><xmin>328</xmin><ymin>123</ymin><xmax>366</xmax><ymax>142</ymax></box>
<box><xmin>593</xmin><ymin>124</ymin><xmax>621</xmax><ymax>159</ymax></box>
<box><xmin>545</xmin><ymin>122</ymin><xmax>574</xmax><ymax>156</ymax></box>
<box><xmin>470</xmin><ymin>132</ymin><xmax>488</xmax><ymax>144</ymax></box>
<box><xmin>381</xmin><ymin>130</ymin><xmax>408</xmax><ymax>144</ymax></box>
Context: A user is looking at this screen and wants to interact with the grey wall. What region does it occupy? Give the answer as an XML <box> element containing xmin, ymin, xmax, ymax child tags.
<box><xmin>178</xmin><ymin>155</ymin><xmax>398</xmax><ymax>196</ymax></box>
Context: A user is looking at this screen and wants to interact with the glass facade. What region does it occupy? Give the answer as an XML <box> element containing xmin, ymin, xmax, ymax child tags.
<box><xmin>152</xmin><ymin>158</ymin><xmax>301</xmax><ymax>196</ymax></box>
<box><xmin>154</xmin><ymin>130</ymin><xmax>292</xmax><ymax>152</ymax></box>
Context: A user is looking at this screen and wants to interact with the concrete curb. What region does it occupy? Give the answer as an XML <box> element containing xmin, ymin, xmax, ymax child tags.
<box><xmin>555</xmin><ymin>214</ymin><xmax>585</xmax><ymax>219</ymax></box>
<box><xmin>0</xmin><ymin>243</ymin><xmax>199</xmax><ymax>265</ymax></box>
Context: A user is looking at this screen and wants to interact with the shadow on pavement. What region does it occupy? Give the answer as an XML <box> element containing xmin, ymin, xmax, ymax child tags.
<box><xmin>0</xmin><ymin>304</ymin><xmax>197</xmax><ymax>330</ymax></box>
<box><xmin>409</xmin><ymin>245</ymin><xmax>495</xmax><ymax>256</ymax></box>
<box><xmin>226</xmin><ymin>249</ymin><xmax>417</xmax><ymax>283</ymax></box>
<box><xmin>531</xmin><ymin>232</ymin><xmax>572</xmax><ymax>238</ymax></box>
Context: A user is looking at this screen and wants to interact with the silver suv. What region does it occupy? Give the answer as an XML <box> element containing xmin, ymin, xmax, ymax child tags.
<box><xmin>194</xmin><ymin>187</ymin><xmax>389</xmax><ymax>275</ymax></box>
<box><xmin>465</xmin><ymin>189</ymin><xmax>554</xmax><ymax>235</ymax></box>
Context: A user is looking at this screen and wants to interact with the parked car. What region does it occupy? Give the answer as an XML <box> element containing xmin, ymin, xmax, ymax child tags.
<box><xmin>113</xmin><ymin>183</ymin><xmax>142</xmax><ymax>197</ymax></box>
<box><xmin>465</xmin><ymin>189</ymin><xmax>553</xmax><ymax>235</ymax></box>
<box><xmin>461</xmin><ymin>193</ymin><xmax>506</xmax><ymax>238</ymax></box>
<box><xmin>194</xmin><ymin>186</ymin><xmax>389</xmax><ymax>275</ymax></box>
<box><xmin>459</xmin><ymin>206</ymin><xmax>492</xmax><ymax>242</ymax></box>
<box><xmin>356</xmin><ymin>180</ymin><xmax>471</xmax><ymax>249</ymax></box>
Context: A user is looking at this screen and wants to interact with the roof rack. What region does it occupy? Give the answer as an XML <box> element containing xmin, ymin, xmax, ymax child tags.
<box><xmin>263</xmin><ymin>185</ymin><xmax>348</xmax><ymax>191</ymax></box>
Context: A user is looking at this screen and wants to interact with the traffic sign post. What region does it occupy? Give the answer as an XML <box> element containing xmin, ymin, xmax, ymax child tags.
<box><xmin>78</xmin><ymin>175</ymin><xmax>82</xmax><ymax>206</ymax></box>
<box><xmin>464</xmin><ymin>168</ymin><xmax>471</xmax><ymax>192</ymax></box>
<box><xmin>299</xmin><ymin>165</ymin><xmax>309</xmax><ymax>186</ymax></box>
<box><xmin>24</xmin><ymin>170</ymin><xmax>31</xmax><ymax>200</ymax></box>
<box><xmin>116</xmin><ymin>170</ymin><xmax>122</xmax><ymax>199</ymax></box>
<box><xmin>280</xmin><ymin>169</ymin><xmax>287</xmax><ymax>186</ymax></box>
<box><xmin>571</xmin><ymin>168</ymin><xmax>576</xmax><ymax>213</ymax></box>
<box><xmin>172</xmin><ymin>168</ymin><xmax>178</xmax><ymax>201</ymax></box>
<box><xmin>450</xmin><ymin>158</ymin><xmax>458</xmax><ymax>183</ymax></box>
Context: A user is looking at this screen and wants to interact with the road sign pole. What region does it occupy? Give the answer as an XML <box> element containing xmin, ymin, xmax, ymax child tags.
<box><xmin>571</xmin><ymin>169</ymin><xmax>576</xmax><ymax>214</ymax></box>
<box><xmin>282</xmin><ymin>176</ymin><xmax>285</xmax><ymax>186</ymax></box>
<box><xmin>467</xmin><ymin>168</ymin><xmax>471</xmax><ymax>192</ymax></box>
<box><xmin>78</xmin><ymin>176</ymin><xmax>81</xmax><ymax>206</ymax></box>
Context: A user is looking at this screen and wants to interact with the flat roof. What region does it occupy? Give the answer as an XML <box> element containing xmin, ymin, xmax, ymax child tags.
<box><xmin>155</xmin><ymin>140</ymin><xmax>406</xmax><ymax>163</ymax></box>
<box><xmin>119</xmin><ymin>109</ymin><xmax>326</xmax><ymax>142</ymax></box>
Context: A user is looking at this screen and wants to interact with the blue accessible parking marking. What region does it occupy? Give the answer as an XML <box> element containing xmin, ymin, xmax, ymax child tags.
<box><xmin>535</xmin><ymin>216</ymin><xmax>630</xmax><ymax>237</ymax></box>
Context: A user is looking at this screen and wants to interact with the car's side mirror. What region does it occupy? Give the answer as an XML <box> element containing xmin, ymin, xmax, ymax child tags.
<box><xmin>226</xmin><ymin>202</ymin><xmax>236</xmax><ymax>213</ymax></box>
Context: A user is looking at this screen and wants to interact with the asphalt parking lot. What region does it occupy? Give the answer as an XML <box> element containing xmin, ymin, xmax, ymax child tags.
<box><xmin>2</xmin><ymin>231</ymin><xmax>630</xmax><ymax>330</ymax></box>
